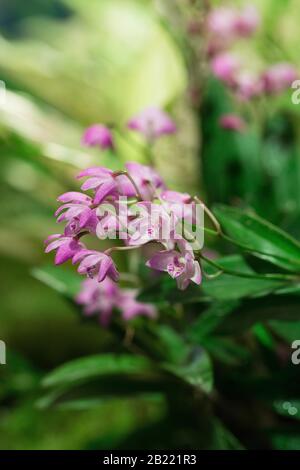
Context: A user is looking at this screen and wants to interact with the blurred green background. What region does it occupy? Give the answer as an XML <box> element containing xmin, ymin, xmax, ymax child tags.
<box><xmin>1</xmin><ymin>0</ymin><xmax>300</xmax><ymax>449</ymax></box>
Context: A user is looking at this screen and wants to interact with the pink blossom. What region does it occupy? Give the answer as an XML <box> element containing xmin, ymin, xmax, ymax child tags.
<box><xmin>44</xmin><ymin>234</ymin><xmax>84</xmax><ymax>265</ymax></box>
<box><xmin>219</xmin><ymin>114</ymin><xmax>246</xmax><ymax>132</ymax></box>
<box><xmin>211</xmin><ymin>53</ymin><xmax>240</xmax><ymax>85</ymax></box>
<box><xmin>72</xmin><ymin>249</ymin><xmax>119</xmax><ymax>282</ymax></box>
<box><xmin>207</xmin><ymin>7</ymin><xmax>237</xmax><ymax>40</ymax></box>
<box><xmin>126</xmin><ymin>162</ymin><xmax>166</xmax><ymax>200</ymax></box>
<box><xmin>127</xmin><ymin>201</ymin><xmax>175</xmax><ymax>247</ymax></box>
<box><xmin>161</xmin><ymin>190</ymin><xmax>192</xmax><ymax>204</ymax></box>
<box><xmin>76</xmin><ymin>278</ymin><xmax>156</xmax><ymax>325</ymax></box>
<box><xmin>261</xmin><ymin>63</ymin><xmax>298</xmax><ymax>94</ymax></box>
<box><xmin>207</xmin><ymin>5</ymin><xmax>259</xmax><ymax>40</ymax></box>
<box><xmin>77</xmin><ymin>167</ymin><xmax>135</xmax><ymax>204</ymax></box>
<box><xmin>82</xmin><ymin>124</ymin><xmax>114</xmax><ymax>150</ymax></box>
<box><xmin>55</xmin><ymin>192</ymin><xmax>97</xmax><ymax>236</ymax></box>
<box><xmin>147</xmin><ymin>239</ymin><xmax>201</xmax><ymax>290</ymax></box>
<box><xmin>233</xmin><ymin>6</ymin><xmax>260</xmax><ymax>37</ymax></box>
<box><xmin>127</xmin><ymin>107</ymin><xmax>176</xmax><ymax>142</ymax></box>
<box><xmin>119</xmin><ymin>290</ymin><xmax>157</xmax><ymax>321</ymax></box>
<box><xmin>234</xmin><ymin>72</ymin><xmax>262</xmax><ymax>100</ymax></box>
<box><xmin>161</xmin><ymin>190</ymin><xmax>197</xmax><ymax>225</ymax></box>
<box><xmin>76</xmin><ymin>278</ymin><xmax>118</xmax><ymax>326</ymax></box>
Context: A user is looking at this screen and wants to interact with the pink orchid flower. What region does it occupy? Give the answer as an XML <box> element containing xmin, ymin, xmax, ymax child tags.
<box><xmin>127</xmin><ymin>107</ymin><xmax>176</xmax><ymax>142</ymax></box>
<box><xmin>147</xmin><ymin>239</ymin><xmax>201</xmax><ymax>290</ymax></box>
<box><xmin>76</xmin><ymin>278</ymin><xmax>156</xmax><ymax>325</ymax></box>
<box><xmin>77</xmin><ymin>167</ymin><xmax>135</xmax><ymax>204</ymax></box>
<box><xmin>207</xmin><ymin>5</ymin><xmax>259</xmax><ymax>40</ymax></box>
<box><xmin>219</xmin><ymin>114</ymin><xmax>246</xmax><ymax>132</ymax></box>
<box><xmin>261</xmin><ymin>63</ymin><xmax>298</xmax><ymax>94</ymax></box>
<box><xmin>44</xmin><ymin>234</ymin><xmax>84</xmax><ymax>265</ymax></box>
<box><xmin>161</xmin><ymin>190</ymin><xmax>197</xmax><ymax>225</ymax></box>
<box><xmin>233</xmin><ymin>5</ymin><xmax>260</xmax><ymax>37</ymax></box>
<box><xmin>55</xmin><ymin>192</ymin><xmax>98</xmax><ymax>236</ymax></box>
<box><xmin>119</xmin><ymin>289</ymin><xmax>157</xmax><ymax>321</ymax></box>
<box><xmin>126</xmin><ymin>162</ymin><xmax>166</xmax><ymax>201</ymax></box>
<box><xmin>72</xmin><ymin>249</ymin><xmax>119</xmax><ymax>283</ymax></box>
<box><xmin>76</xmin><ymin>278</ymin><xmax>119</xmax><ymax>326</ymax></box>
<box><xmin>82</xmin><ymin>124</ymin><xmax>114</xmax><ymax>150</ymax></box>
<box><xmin>127</xmin><ymin>201</ymin><xmax>176</xmax><ymax>247</ymax></box>
<box><xmin>211</xmin><ymin>53</ymin><xmax>240</xmax><ymax>85</ymax></box>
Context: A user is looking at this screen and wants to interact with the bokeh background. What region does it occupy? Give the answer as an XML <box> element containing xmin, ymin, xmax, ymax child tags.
<box><xmin>1</xmin><ymin>0</ymin><xmax>300</xmax><ymax>449</ymax></box>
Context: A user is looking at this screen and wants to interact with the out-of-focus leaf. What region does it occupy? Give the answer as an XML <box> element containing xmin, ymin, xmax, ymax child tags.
<box><xmin>201</xmin><ymin>337</ymin><xmax>251</xmax><ymax>366</ymax></box>
<box><xmin>43</xmin><ymin>354</ymin><xmax>154</xmax><ymax>388</ymax></box>
<box><xmin>155</xmin><ymin>325</ymin><xmax>189</xmax><ymax>365</ymax></box>
<box><xmin>216</xmin><ymin>293</ymin><xmax>300</xmax><ymax>335</ymax></box>
<box><xmin>164</xmin><ymin>348</ymin><xmax>213</xmax><ymax>393</ymax></box>
<box><xmin>211</xmin><ymin>419</ymin><xmax>244</xmax><ymax>450</ymax></box>
<box><xmin>32</xmin><ymin>265</ymin><xmax>81</xmax><ymax>299</ymax></box>
<box><xmin>214</xmin><ymin>205</ymin><xmax>300</xmax><ymax>271</ymax></box>
<box><xmin>187</xmin><ymin>302</ymin><xmax>237</xmax><ymax>341</ymax></box>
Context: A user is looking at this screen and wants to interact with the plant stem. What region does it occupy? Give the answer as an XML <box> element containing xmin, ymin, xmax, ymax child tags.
<box><xmin>197</xmin><ymin>253</ymin><xmax>300</xmax><ymax>283</ymax></box>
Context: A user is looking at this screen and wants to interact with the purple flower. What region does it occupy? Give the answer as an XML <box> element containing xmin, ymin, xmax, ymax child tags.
<box><xmin>207</xmin><ymin>5</ymin><xmax>259</xmax><ymax>40</ymax></box>
<box><xmin>44</xmin><ymin>234</ymin><xmax>84</xmax><ymax>265</ymax></box>
<box><xmin>219</xmin><ymin>114</ymin><xmax>246</xmax><ymax>132</ymax></box>
<box><xmin>72</xmin><ymin>249</ymin><xmax>119</xmax><ymax>282</ymax></box>
<box><xmin>55</xmin><ymin>192</ymin><xmax>98</xmax><ymax>235</ymax></box>
<box><xmin>261</xmin><ymin>63</ymin><xmax>298</xmax><ymax>94</ymax></box>
<box><xmin>76</xmin><ymin>278</ymin><xmax>156</xmax><ymax>325</ymax></box>
<box><xmin>76</xmin><ymin>278</ymin><xmax>118</xmax><ymax>326</ymax></box>
<box><xmin>161</xmin><ymin>190</ymin><xmax>197</xmax><ymax>225</ymax></box>
<box><xmin>82</xmin><ymin>124</ymin><xmax>114</xmax><ymax>150</ymax></box>
<box><xmin>234</xmin><ymin>72</ymin><xmax>262</xmax><ymax>100</ymax></box>
<box><xmin>211</xmin><ymin>53</ymin><xmax>240</xmax><ymax>85</ymax></box>
<box><xmin>77</xmin><ymin>167</ymin><xmax>135</xmax><ymax>204</ymax></box>
<box><xmin>127</xmin><ymin>107</ymin><xmax>176</xmax><ymax>142</ymax></box>
<box><xmin>127</xmin><ymin>201</ymin><xmax>175</xmax><ymax>247</ymax></box>
<box><xmin>147</xmin><ymin>239</ymin><xmax>201</xmax><ymax>290</ymax></box>
<box><xmin>119</xmin><ymin>289</ymin><xmax>157</xmax><ymax>321</ymax></box>
<box><xmin>126</xmin><ymin>162</ymin><xmax>166</xmax><ymax>200</ymax></box>
<box><xmin>233</xmin><ymin>5</ymin><xmax>260</xmax><ymax>37</ymax></box>
<box><xmin>207</xmin><ymin>7</ymin><xmax>237</xmax><ymax>40</ymax></box>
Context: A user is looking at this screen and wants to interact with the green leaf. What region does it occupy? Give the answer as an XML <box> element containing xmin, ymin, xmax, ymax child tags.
<box><xmin>32</xmin><ymin>265</ymin><xmax>81</xmax><ymax>299</ymax></box>
<box><xmin>43</xmin><ymin>354</ymin><xmax>154</xmax><ymax>388</ymax></box>
<box><xmin>164</xmin><ymin>349</ymin><xmax>213</xmax><ymax>393</ymax></box>
<box><xmin>188</xmin><ymin>302</ymin><xmax>238</xmax><ymax>341</ymax></box>
<box><xmin>216</xmin><ymin>293</ymin><xmax>300</xmax><ymax>334</ymax></box>
<box><xmin>214</xmin><ymin>205</ymin><xmax>300</xmax><ymax>271</ymax></box>
<box><xmin>202</xmin><ymin>255</ymin><xmax>284</xmax><ymax>300</ymax></box>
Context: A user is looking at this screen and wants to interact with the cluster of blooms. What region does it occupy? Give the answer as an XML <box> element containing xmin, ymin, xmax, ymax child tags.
<box><xmin>81</xmin><ymin>107</ymin><xmax>176</xmax><ymax>150</ymax></box>
<box><xmin>206</xmin><ymin>4</ymin><xmax>298</xmax><ymax>132</ymax></box>
<box><xmin>45</xmin><ymin>107</ymin><xmax>201</xmax><ymax>322</ymax></box>
<box><xmin>76</xmin><ymin>278</ymin><xmax>156</xmax><ymax>326</ymax></box>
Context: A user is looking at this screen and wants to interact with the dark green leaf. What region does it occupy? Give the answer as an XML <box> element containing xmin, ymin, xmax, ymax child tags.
<box><xmin>214</xmin><ymin>205</ymin><xmax>300</xmax><ymax>271</ymax></box>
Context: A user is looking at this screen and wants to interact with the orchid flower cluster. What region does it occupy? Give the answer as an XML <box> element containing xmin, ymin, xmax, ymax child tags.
<box><xmin>45</xmin><ymin>107</ymin><xmax>205</xmax><ymax>323</ymax></box>
<box><xmin>206</xmin><ymin>4</ymin><xmax>298</xmax><ymax>132</ymax></box>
